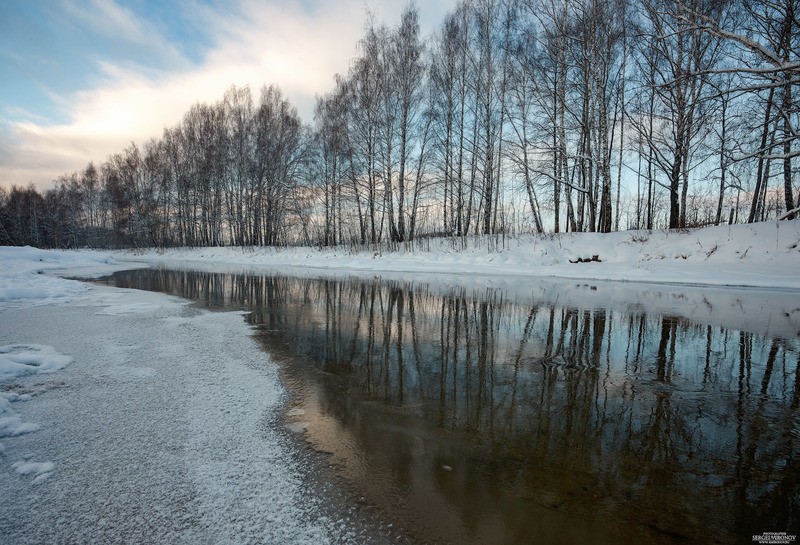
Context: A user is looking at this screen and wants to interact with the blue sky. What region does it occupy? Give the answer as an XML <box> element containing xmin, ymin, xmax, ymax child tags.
<box><xmin>0</xmin><ymin>0</ymin><xmax>457</xmax><ymax>191</ymax></box>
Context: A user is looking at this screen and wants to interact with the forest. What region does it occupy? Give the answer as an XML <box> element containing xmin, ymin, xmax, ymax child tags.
<box><xmin>1</xmin><ymin>0</ymin><xmax>799</xmax><ymax>249</ymax></box>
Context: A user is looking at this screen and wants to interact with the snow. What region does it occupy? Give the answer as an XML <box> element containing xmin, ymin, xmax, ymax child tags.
<box><xmin>0</xmin><ymin>344</ymin><xmax>74</xmax><ymax>382</ymax></box>
<box><xmin>118</xmin><ymin>220</ymin><xmax>800</xmax><ymax>289</ymax></box>
<box><xmin>0</xmin><ymin>246</ymin><xmax>140</xmax><ymax>309</ymax></box>
<box><xmin>0</xmin><ymin>220</ymin><xmax>797</xmax><ymax>543</ymax></box>
<box><xmin>0</xmin><ymin>249</ymin><xmax>393</xmax><ymax>544</ymax></box>
<box><xmin>0</xmin><ymin>344</ymin><xmax>74</xmax><ymax>455</ymax></box>
<box><xmin>95</xmin><ymin>302</ymin><xmax>162</xmax><ymax>315</ymax></box>
<box><xmin>0</xmin><ymin>412</ymin><xmax>40</xmax><ymax>438</ymax></box>
<box><xmin>12</xmin><ymin>460</ymin><xmax>56</xmax><ymax>484</ymax></box>
<box><xmin>0</xmin><ymin>291</ymin><xmax>365</xmax><ymax>543</ymax></box>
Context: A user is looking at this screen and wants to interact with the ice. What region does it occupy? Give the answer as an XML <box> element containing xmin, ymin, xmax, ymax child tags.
<box><xmin>12</xmin><ymin>460</ymin><xmax>55</xmax><ymax>477</ymax></box>
<box><xmin>11</xmin><ymin>460</ymin><xmax>56</xmax><ymax>484</ymax></box>
<box><xmin>95</xmin><ymin>303</ymin><xmax>161</xmax><ymax>315</ymax></box>
<box><xmin>286</xmin><ymin>422</ymin><xmax>310</xmax><ymax>434</ymax></box>
<box><xmin>0</xmin><ymin>414</ymin><xmax>40</xmax><ymax>437</ymax></box>
<box><xmin>0</xmin><ymin>344</ymin><xmax>73</xmax><ymax>382</ymax></box>
<box><xmin>0</xmin><ymin>345</ymin><xmax>72</xmax><ymax>444</ymax></box>
<box><xmin>0</xmin><ymin>257</ymin><xmax>354</xmax><ymax>543</ymax></box>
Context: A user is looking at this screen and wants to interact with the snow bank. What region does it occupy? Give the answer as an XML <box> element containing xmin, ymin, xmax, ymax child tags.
<box><xmin>0</xmin><ymin>246</ymin><xmax>121</xmax><ymax>308</ymax></box>
<box><xmin>118</xmin><ymin>220</ymin><xmax>800</xmax><ymax>289</ymax></box>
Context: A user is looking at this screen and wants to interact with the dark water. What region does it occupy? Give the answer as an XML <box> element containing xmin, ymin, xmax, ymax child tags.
<box><xmin>99</xmin><ymin>268</ymin><xmax>800</xmax><ymax>545</ymax></box>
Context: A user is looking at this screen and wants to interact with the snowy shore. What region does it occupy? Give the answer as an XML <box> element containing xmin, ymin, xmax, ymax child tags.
<box><xmin>0</xmin><ymin>247</ymin><xmax>400</xmax><ymax>544</ymax></box>
<box><xmin>120</xmin><ymin>221</ymin><xmax>800</xmax><ymax>289</ymax></box>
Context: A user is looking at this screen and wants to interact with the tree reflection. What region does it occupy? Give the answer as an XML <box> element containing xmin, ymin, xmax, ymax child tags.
<box><xmin>104</xmin><ymin>269</ymin><xmax>800</xmax><ymax>544</ymax></box>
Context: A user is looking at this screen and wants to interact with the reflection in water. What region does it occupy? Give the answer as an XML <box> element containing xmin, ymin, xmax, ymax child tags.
<box><xmin>102</xmin><ymin>269</ymin><xmax>800</xmax><ymax>545</ymax></box>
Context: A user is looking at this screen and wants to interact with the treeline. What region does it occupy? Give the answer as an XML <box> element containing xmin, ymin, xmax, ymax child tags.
<box><xmin>2</xmin><ymin>0</ymin><xmax>799</xmax><ymax>249</ymax></box>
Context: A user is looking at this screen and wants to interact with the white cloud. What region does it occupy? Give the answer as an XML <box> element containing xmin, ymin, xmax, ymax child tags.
<box><xmin>0</xmin><ymin>0</ymin><xmax>455</xmax><ymax>191</ymax></box>
<box><xmin>61</xmin><ymin>0</ymin><xmax>187</xmax><ymax>68</ymax></box>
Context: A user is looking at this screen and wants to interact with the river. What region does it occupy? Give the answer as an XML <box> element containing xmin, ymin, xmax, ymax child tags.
<box><xmin>99</xmin><ymin>267</ymin><xmax>800</xmax><ymax>545</ymax></box>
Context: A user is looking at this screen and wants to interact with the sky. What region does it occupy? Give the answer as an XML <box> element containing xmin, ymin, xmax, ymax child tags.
<box><xmin>0</xmin><ymin>0</ymin><xmax>458</xmax><ymax>192</ymax></box>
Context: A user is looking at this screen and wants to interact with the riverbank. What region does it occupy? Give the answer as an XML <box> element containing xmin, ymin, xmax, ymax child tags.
<box><xmin>120</xmin><ymin>220</ymin><xmax>800</xmax><ymax>289</ymax></box>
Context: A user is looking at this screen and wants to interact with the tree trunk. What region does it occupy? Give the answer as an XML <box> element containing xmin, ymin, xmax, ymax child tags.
<box><xmin>748</xmin><ymin>87</ymin><xmax>775</xmax><ymax>223</ymax></box>
<box><xmin>715</xmin><ymin>97</ymin><xmax>727</xmax><ymax>225</ymax></box>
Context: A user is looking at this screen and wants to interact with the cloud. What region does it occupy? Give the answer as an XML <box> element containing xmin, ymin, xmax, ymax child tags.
<box><xmin>0</xmin><ymin>0</ymin><xmax>456</xmax><ymax>191</ymax></box>
<box><xmin>61</xmin><ymin>0</ymin><xmax>188</xmax><ymax>69</ymax></box>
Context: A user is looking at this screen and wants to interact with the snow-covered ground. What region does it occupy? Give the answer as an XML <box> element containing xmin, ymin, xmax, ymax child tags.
<box><xmin>0</xmin><ymin>221</ymin><xmax>797</xmax><ymax>543</ymax></box>
<box><xmin>120</xmin><ymin>220</ymin><xmax>800</xmax><ymax>289</ymax></box>
<box><xmin>0</xmin><ymin>247</ymin><xmax>399</xmax><ymax>544</ymax></box>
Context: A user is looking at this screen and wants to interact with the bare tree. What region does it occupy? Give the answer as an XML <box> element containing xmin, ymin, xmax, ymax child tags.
<box><xmin>632</xmin><ymin>0</ymin><xmax>724</xmax><ymax>228</ymax></box>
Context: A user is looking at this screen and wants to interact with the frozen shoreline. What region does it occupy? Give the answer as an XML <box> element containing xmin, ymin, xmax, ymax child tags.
<box><xmin>0</xmin><ymin>248</ymin><xmax>404</xmax><ymax>544</ymax></box>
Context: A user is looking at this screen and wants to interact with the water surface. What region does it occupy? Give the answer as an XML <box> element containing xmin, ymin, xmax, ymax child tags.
<box><xmin>100</xmin><ymin>268</ymin><xmax>800</xmax><ymax>545</ymax></box>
